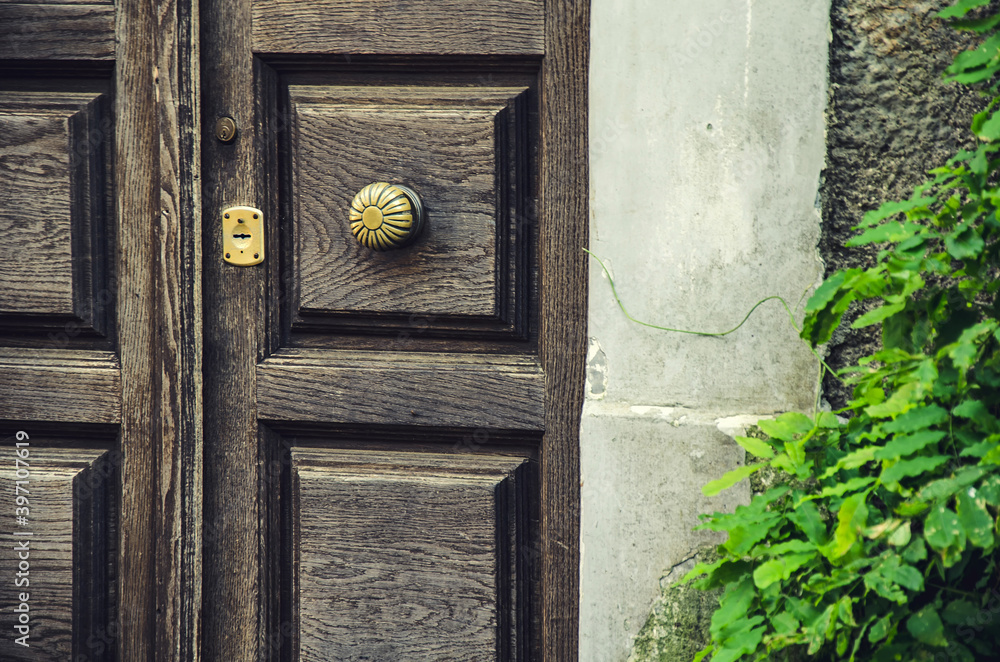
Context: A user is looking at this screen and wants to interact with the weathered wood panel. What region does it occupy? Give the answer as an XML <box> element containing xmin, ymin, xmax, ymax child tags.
<box><xmin>0</xmin><ymin>351</ymin><xmax>120</xmax><ymax>424</ymax></box>
<box><xmin>257</xmin><ymin>351</ymin><xmax>545</xmax><ymax>429</ymax></box>
<box><xmin>0</xmin><ymin>92</ymin><xmax>109</xmax><ymax>331</ymax></box>
<box><xmin>150</xmin><ymin>0</ymin><xmax>204</xmax><ymax>655</ymax></box>
<box><xmin>114</xmin><ymin>0</ymin><xmax>157</xmax><ymax>656</ymax></box>
<box><xmin>0</xmin><ymin>0</ymin><xmax>200</xmax><ymax>657</ymax></box>
<box><xmin>293</xmin><ymin>449</ymin><xmax>534</xmax><ymax>661</ymax></box>
<box><xmin>0</xmin><ymin>5</ymin><xmax>114</xmax><ymax>60</ymax></box>
<box><xmin>540</xmin><ymin>1</ymin><xmax>590</xmax><ymax>659</ymax></box>
<box><xmin>251</xmin><ymin>0</ymin><xmax>543</xmax><ymax>56</ymax></box>
<box><xmin>203</xmin><ymin>1</ymin><xmax>588</xmax><ymax>660</ymax></box>
<box><xmin>288</xmin><ymin>85</ymin><xmax>530</xmax><ymax>337</ymax></box>
<box><xmin>293</xmin><ymin>99</ymin><xmax>497</xmax><ymax>318</ymax></box>
<box><xmin>0</xmin><ymin>0</ymin><xmax>111</xmax><ymax>5</ymax></box>
<box><xmin>0</xmin><ymin>448</ymin><xmax>115</xmax><ymax>661</ymax></box>
<box><xmin>201</xmin><ymin>0</ymin><xmax>277</xmax><ymax>656</ymax></box>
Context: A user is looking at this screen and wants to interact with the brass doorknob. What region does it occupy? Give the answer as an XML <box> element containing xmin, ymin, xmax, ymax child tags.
<box><xmin>349</xmin><ymin>182</ymin><xmax>425</xmax><ymax>251</ymax></box>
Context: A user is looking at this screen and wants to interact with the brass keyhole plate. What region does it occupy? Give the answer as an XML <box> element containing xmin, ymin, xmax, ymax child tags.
<box><xmin>222</xmin><ymin>206</ymin><xmax>264</xmax><ymax>266</ymax></box>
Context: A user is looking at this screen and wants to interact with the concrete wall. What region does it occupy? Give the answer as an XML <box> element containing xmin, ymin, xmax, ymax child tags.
<box><xmin>581</xmin><ymin>1</ymin><xmax>830</xmax><ymax>660</ymax></box>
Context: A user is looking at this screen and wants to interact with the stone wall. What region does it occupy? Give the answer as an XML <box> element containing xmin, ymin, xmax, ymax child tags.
<box><xmin>822</xmin><ymin>0</ymin><xmax>985</xmax><ymax>407</ymax></box>
<box><xmin>585</xmin><ymin>1</ymin><xmax>988</xmax><ymax>661</ymax></box>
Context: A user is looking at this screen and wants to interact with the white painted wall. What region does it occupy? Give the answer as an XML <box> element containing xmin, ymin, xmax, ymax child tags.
<box><xmin>581</xmin><ymin>1</ymin><xmax>830</xmax><ymax>659</ymax></box>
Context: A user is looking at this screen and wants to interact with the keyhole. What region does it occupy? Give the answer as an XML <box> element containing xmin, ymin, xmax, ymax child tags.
<box><xmin>232</xmin><ymin>224</ymin><xmax>252</xmax><ymax>249</ymax></box>
<box><xmin>215</xmin><ymin>116</ymin><xmax>237</xmax><ymax>143</ymax></box>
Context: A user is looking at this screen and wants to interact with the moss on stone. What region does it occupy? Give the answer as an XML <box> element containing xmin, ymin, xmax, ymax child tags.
<box><xmin>627</xmin><ymin>426</ymin><xmax>816</xmax><ymax>662</ymax></box>
<box><xmin>628</xmin><ymin>5</ymin><xmax>989</xmax><ymax>659</ymax></box>
<box><xmin>626</xmin><ymin>549</ymin><xmax>720</xmax><ymax>662</ymax></box>
<box><xmin>744</xmin><ymin>425</ymin><xmax>787</xmax><ymax>495</ymax></box>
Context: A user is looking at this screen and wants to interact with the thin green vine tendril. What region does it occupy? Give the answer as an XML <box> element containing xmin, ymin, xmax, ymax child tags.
<box><xmin>585</xmin><ymin>247</ymin><xmax>799</xmax><ymax>336</ymax></box>
<box><xmin>583</xmin><ymin>248</ymin><xmax>843</xmax><ymax>397</ymax></box>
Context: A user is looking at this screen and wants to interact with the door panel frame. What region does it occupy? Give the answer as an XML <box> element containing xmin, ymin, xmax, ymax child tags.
<box><xmin>115</xmin><ymin>0</ymin><xmax>203</xmax><ymax>658</ymax></box>
<box><xmin>157</xmin><ymin>0</ymin><xmax>588</xmax><ymax>659</ymax></box>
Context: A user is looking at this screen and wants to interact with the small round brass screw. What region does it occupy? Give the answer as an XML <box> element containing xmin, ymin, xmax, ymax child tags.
<box><xmin>238</xmin><ymin>218</ymin><xmax>244</xmax><ymax>223</ymax></box>
<box><xmin>225</xmin><ymin>252</ymin><xmax>231</xmax><ymax>259</ymax></box>
<box><xmin>224</xmin><ymin>213</ymin><xmax>230</xmax><ymax>219</ymax></box>
<box><xmin>253</xmin><ymin>213</ymin><xmax>259</xmax><ymax>219</ymax></box>
<box><xmin>254</xmin><ymin>253</ymin><xmax>259</xmax><ymax>259</ymax></box>
<box><xmin>215</xmin><ymin>116</ymin><xmax>237</xmax><ymax>143</ymax></box>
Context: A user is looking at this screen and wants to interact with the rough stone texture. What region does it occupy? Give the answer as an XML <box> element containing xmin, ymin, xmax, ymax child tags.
<box><xmin>616</xmin><ymin>5</ymin><xmax>992</xmax><ymax>662</ymax></box>
<box><xmin>626</xmin><ymin>545</ymin><xmax>808</xmax><ymax>662</ymax></box>
<box><xmin>625</xmin><ymin>426</ymin><xmax>811</xmax><ymax>662</ymax></box>
<box><xmin>626</xmin><ymin>552</ymin><xmax>720</xmax><ymax>662</ymax></box>
<box><xmin>821</xmin><ymin>0</ymin><xmax>987</xmax><ymax>408</ymax></box>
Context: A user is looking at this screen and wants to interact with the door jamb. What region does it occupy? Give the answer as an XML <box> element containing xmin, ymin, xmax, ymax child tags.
<box><xmin>539</xmin><ymin>1</ymin><xmax>589</xmax><ymax>659</ymax></box>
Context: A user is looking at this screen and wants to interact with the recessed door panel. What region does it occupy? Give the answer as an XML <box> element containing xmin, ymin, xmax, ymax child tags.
<box><xmin>5</xmin><ymin>0</ymin><xmax>585</xmax><ymax>658</ymax></box>
<box><xmin>0</xmin><ymin>0</ymin><xmax>164</xmax><ymax>658</ymax></box>
<box><xmin>0</xmin><ymin>91</ymin><xmax>112</xmax><ymax>336</ymax></box>
<box><xmin>0</xmin><ymin>446</ymin><xmax>115</xmax><ymax>661</ymax></box>
<box><xmin>203</xmin><ymin>0</ymin><xmax>585</xmax><ymax>658</ymax></box>
<box><xmin>288</xmin><ymin>83</ymin><xmax>531</xmax><ymax>339</ymax></box>
<box><xmin>294</xmin><ymin>449</ymin><xmax>535</xmax><ymax>661</ymax></box>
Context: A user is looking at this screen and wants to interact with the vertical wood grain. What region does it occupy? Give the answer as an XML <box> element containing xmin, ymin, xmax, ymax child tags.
<box><xmin>257</xmin><ymin>60</ymin><xmax>287</xmax><ymax>662</ymax></box>
<box><xmin>153</xmin><ymin>0</ymin><xmax>203</xmax><ymax>657</ymax></box>
<box><xmin>4</xmin><ymin>0</ymin><xmax>201</xmax><ymax>657</ymax></box>
<box><xmin>202</xmin><ymin>0</ymin><xmax>270</xmax><ymax>656</ymax></box>
<box><xmin>74</xmin><ymin>450</ymin><xmax>117</xmax><ymax>661</ymax></box>
<box><xmin>69</xmin><ymin>92</ymin><xmax>112</xmax><ymax>337</ymax></box>
<box><xmin>198</xmin><ymin>3</ymin><xmax>588</xmax><ymax>661</ymax></box>
<box><xmin>115</xmin><ymin>0</ymin><xmax>158</xmax><ymax>656</ymax></box>
<box><xmin>117</xmin><ymin>0</ymin><xmax>202</xmax><ymax>657</ymax></box>
<box><xmin>540</xmin><ymin>1</ymin><xmax>589</xmax><ymax>660</ymax></box>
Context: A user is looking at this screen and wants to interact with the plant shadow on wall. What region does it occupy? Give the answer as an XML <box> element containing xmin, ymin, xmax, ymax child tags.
<box><xmin>589</xmin><ymin>2</ymin><xmax>1000</xmax><ymax>660</ymax></box>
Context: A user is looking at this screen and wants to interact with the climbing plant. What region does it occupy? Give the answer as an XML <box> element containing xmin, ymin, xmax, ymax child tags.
<box><xmin>678</xmin><ymin>2</ymin><xmax>1000</xmax><ymax>660</ymax></box>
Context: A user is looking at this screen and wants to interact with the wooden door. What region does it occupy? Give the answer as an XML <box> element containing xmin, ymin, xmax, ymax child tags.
<box><xmin>0</xmin><ymin>0</ymin><xmax>585</xmax><ymax>659</ymax></box>
<box><xmin>0</xmin><ymin>0</ymin><xmax>201</xmax><ymax>659</ymax></box>
<box><xmin>0</xmin><ymin>21</ymin><xmax>119</xmax><ymax>662</ymax></box>
<box><xmin>202</xmin><ymin>0</ymin><xmax>587</xmax><ymax>660</ymax></box>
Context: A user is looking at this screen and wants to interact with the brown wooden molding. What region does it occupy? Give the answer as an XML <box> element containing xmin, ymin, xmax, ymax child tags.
<box><xmin>151</xmin><ymin>0</ymin><xmax>204</xmax><ymax>657</ymax></box>
<box><xmin>115</xmin><ymin>0</ymin><xmax>204</xmax><ymax>657</ymax></box>
<box><xmin>540</xmin><ymin>1</ymin><xmax>590</xmax><ymax>659</ymax></box>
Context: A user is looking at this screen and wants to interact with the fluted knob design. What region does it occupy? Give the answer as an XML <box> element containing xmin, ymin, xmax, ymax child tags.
<box><xmin>349</xmin><ymin>182</ymin><xmax>425</xmax><ymax>251</ymax></box>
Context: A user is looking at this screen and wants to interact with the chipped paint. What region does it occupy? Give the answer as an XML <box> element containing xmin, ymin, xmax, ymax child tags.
<box><xmin>586</xmin><ymin>337</ymin><xmax>609</xmax><ymax>399</ymax></box>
